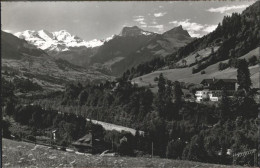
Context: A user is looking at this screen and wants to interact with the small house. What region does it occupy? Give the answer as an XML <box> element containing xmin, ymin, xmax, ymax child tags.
<box><xmin>72</xmin><ymin>133</ymin><xmax>93</xmax><ymax>153</ymax></box>
<box><xmin>72</xmin><ymin>132</ymin><xmax>105</xmax><ymax>154</ymax></box>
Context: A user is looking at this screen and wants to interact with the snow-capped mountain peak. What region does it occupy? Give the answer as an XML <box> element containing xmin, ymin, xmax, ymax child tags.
<box><xmin>105</xmin><ymin>34</ymin><xmax>116</xmax><ymax>42</ymax></box>
<box><xmin>84</xmin><ymin>39</ymin><xmax>104</xmax><ymax>48</ymax></box>
<box><xmin>14</xmin><ymin>30</ymin><xmax>113</xmax><ymax>51</ymax></box>
<box><xmin>38</xmin><ymin>29</ymin><xmax>53</xmax><ymax>41</ymax></box>
<box><xmin>52</xmin><ymin>30</ymin><xmax>75</xmax><ymax>42</ymax></box>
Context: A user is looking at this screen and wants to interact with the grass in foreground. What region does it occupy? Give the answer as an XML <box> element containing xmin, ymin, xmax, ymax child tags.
<box><xmin>2</xmin><ymin>138</ymin><xmax>245</xmax><ymax>168</ymax></box>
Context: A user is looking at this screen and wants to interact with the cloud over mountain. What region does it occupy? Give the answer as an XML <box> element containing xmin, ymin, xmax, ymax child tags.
<box><xmin>154</xmin><ymin>12</ymin><xmax>167</xmax><ymax>17</ymax></box>
<box><xmin>148</xmin><ymin>25</ymin><xmax>164</xmax><ymax>33</ymax></box>
<box><xmin>169</xmin><ymin>19</ymin><xmax>217</xmax><ymax>37</ymax></box>
<box><xmin>207</xmin><ymin>4</ymin><xmax>249</xmax><ymax>14</ymax></box>
<box><xmin>133</xmin><ymin>16</ymin><xmax>147</xmax><ymax>26</ymax></box>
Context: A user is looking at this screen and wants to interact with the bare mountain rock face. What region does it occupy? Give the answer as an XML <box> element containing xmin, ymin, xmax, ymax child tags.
<box><xmin>119</xmin><ymin>26</ymin><xmax>154</xmax><ymax>37</ymax></box>
<box><xmin>110</xmin><ymin>25</ymin><xmax>193</xmax><ymax>76</ymax></box>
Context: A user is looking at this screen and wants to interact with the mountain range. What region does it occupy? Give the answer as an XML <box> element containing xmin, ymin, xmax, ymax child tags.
<box><xmin>14</xmin><ymin>30</ymin><xmax>113</xmax><ymax>67</ymax></box>
<box><xmin>110</xmin><ymin>25</ymin><xmax>193</xmax><ymax>75</ymax></box>
<box><xmin>3</xmin><ymin>1</ymin><xmax>259</xmax><ymax>92</ymax></box>
<box><xmin>14</xmin><ymin>25</ymin><xmax>193</xmax><ymax>76</ymax></box>
<box><xmin>1</xmin><ymin>31</ymin><xmax>113</xmax><ymax>91</ymax></box>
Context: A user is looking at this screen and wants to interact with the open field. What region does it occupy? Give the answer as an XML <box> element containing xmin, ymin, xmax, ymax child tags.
<box><xmin>2</xmin><ymin>138</ymin><xmax>246</xmax><ymax>168</ymax></box>
<box><xmin>133</xmin><ymin>47</ymin><xmax>260</xmax><ymax>90</ymax></box>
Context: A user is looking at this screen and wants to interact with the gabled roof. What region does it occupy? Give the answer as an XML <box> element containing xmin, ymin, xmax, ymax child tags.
<box><xmin>72</xmin><ymin>133</ymin><xmax>92</xmax><ymax>147</ymax></box>
<box><xmin>219</xmin><ymin>79</ymin><xmax>237</xmax><ymax>83</ymax></box>
<box><xmin>201</xmin><ymin>79</ymin><xmax>237</xmax><ymax>84</ymax></box>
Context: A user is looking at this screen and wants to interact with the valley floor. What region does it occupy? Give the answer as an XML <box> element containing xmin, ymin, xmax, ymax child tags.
<box><xmin>2</xmin><ymin>138</ymin><xmax>246</xmax><ymax>168</ymax></box>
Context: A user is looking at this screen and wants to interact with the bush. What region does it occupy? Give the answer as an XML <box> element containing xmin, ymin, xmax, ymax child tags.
<box><xmin>27</xmin><ymin>135</ymin><xmax>36</xmax><ymax>142</ymax></box>
<box><xmin>201</xmin><ymin>70</ymin><xmax>206</xmax><ymax>74</ymax></box>
<box><xmin>118</xmin><ymin>140</ymin><xmax>134</xmax><ymax>156</ymax></box>
<box><xmin>218</xmin><ymin>62</ymin><xmax>229</xmax><ymax>71</ymax></box>
<box><xmin>2</xmin><ymin>120</ymin><xmax>11</xmax><ymax>138</ymax></box>
<box><xmin>182</xmin><ymin>135</ymin><xmax>207</xmax><ymax>162</ymax></box>
<box><xmin>228</xmin><ymin>58</ymin><xmax>239</xmax><ymax>68</ymax></box>
<box><xmin>60</xmin><ymin>140</ymin><xmax>68</xmax><ymax>150</ymax></box>
<box><xmin>248</xmin><ymin>55</ymin><xmax>257</xmax><ymax>66</ymax></box>
<box><xmin>166</xmin><ymin>139</ymin><xmax>184</xmax><ymax>159</ymax></box>
<box><xmin>189</xmin><ymin>84</ymin><xmax>204</xmax><ymax>95</ymax></box>
<box><xmin>185</xmin><ymin>93</ymin><xmax>192</xmax><ymax>99</ymax></box>
<box><xmin>192</xmin><ymin>61</ymin><xmax>209</xmax><ymax>74</ymax></box>
<box><xmin>192</xmin><ymin>68</ymin><xmax>196</xmax><ymax>74</ymax></box>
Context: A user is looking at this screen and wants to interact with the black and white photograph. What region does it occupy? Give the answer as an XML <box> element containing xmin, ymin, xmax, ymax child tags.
<box><xmin>1</xmin><ymin>0</ymin><xmax>260</xmax><ymax>167</ymax></box>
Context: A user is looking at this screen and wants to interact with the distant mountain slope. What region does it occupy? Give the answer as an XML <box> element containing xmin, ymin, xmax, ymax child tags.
<box><xmin>2</xmin><ymin>31</ymin><xmax>46</xmax><ymax>60</ymax></box>
<box><xmin>14</xmin><ymin>26</ymin><xmax>193</xmax><ymax>76</ymax></box>
<box><xmin>14</xmin><ymin>30</ymin><xmax>112</xmax><ymax>67</ymax></box>
<box><xmin>112</xmin><ymin>25</ymin><xmax>193</xmax><ymax>76</ymax></box>
<box><xmin>90</xmin><ymin>26</ymin><xmax>156</xmax><ymax>69</ymax></box>
<box><xmin>2</xmin><ymin>31</ymin><xmax>113</xmax><ymax>91</ymax></box>
<box><xmin>91</xmin><ymin>25</ymin><xmax>193</xmax><ymax>76</ymax></box>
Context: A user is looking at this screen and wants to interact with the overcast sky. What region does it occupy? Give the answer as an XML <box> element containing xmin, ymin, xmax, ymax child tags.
<box><xmin>1</xmin><ymin>1</ymin><xmax>257</xmax><ymax>41</ymax></box>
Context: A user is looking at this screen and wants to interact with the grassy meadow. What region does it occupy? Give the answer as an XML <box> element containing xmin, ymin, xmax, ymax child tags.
<box><xmin>2</xmin><ymin>138</ymin><xmax>246</xmax><ymax>168</ymax></box>
<box><xmin>132</xmin><ymin>47</ymin><xmax>260</xmax><ymax>90</ymax></box>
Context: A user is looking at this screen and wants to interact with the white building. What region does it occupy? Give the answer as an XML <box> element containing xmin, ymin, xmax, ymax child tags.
<box><xmin>195</xmin><ymin>90</ymin><xmax>219</xmax><ymax>102</ymax></box>
<box><xmin>195</xmin><ymin>78</ymin><xmax>237</xmax><ymax>102</ymax></box>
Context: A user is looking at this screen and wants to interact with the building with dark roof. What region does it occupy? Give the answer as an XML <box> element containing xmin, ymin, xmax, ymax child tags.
<box><xmin>72</xmin><ymin>132</ymin><xmax>105</xmax><ymax>154</ymax></box>
<box><xmin>200</xmin><ymin>78</ymin><xmax>237</xmax><ymax>91</ymax></box>
<box><xmin>72</xmin><ymin>133</ymin><xmax>93</xmax><ymax>153</ymax></box>
<box><xmin>195</xmin><ymin>78</ymin><xmax>238</xmax><ymax>102</ymax></box>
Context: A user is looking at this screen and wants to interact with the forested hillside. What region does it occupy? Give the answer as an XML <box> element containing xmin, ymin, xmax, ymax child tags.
<box><xmin>3</xmin><ymin>59</ymin><xmax>258</xmax><ymax>165</ymax></box>
<box><xmin>123</xmin><ymin>1</ymin><xmax>260</xmax><ymax>79</ymax></box>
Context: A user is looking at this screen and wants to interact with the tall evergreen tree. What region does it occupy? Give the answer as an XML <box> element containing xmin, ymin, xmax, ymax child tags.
<box><xmin>173</xmin><ymin>81</ymin><xmax>183</xmax><ymax>105</ymax></box>
<box><xmin>165</xmin><ymin>80</ymin><xmax>174</xmax><ymax>119</ymax></box>
<box><xmin>165</xmin><ymin>80</ymin><xmax>173</xmax><ymax>101</ymax></box>
<box><xmin>219</xmin><ymin>87</ymin><xmax>230</xmax><ymax>120</ymax></box>
<box><xmin>156</xmin><ymin>73</ymin><xmax>166</xmax><ymax>117</ymax></box>
<box><xmin>158</xmin><ymin>73</ymin><xmax>166</xmax><ymax>97</ymax></box>
<box><xmin>237</xmin><ymin>59</ymin><xmax>252</xmax><ymax>92</ymax></box>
